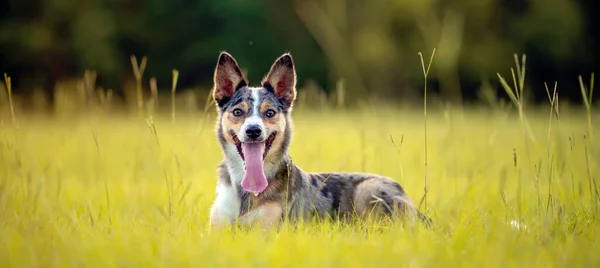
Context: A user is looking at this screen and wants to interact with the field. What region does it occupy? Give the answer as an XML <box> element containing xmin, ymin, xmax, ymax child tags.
<box><xmin>0</xmin><ymin>104</ymin><xmax>599</xmax><ymax>267</ymax></box>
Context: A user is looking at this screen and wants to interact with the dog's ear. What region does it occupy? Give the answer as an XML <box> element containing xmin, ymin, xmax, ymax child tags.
<box><xmin>213</xmin><ymin>52</ymin><xmax>247</xmax><ymax>108</ymax></box>
<box><xmin>262</xmin><ymin>53</ymin><xmax>297</xmax><ymax>108</ymax></box>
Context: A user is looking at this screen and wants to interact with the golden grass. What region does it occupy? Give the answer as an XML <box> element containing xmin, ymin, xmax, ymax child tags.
<box><xmin>0</xmin><ymin>106</ymin><xmax>598</xmax><ymax>267</ymax></box>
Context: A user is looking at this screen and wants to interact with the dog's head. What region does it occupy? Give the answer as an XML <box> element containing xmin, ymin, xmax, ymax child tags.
<box><xmin>212</xmin><ymin>52</ymin><xmax>297</xmax><ymax>195</ymax></box>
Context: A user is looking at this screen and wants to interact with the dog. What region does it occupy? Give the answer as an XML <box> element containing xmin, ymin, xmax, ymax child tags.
<box><xmin>208</xmin><ymin>52</ymin><xmax>430</xmax><ymax>228</ymax></box>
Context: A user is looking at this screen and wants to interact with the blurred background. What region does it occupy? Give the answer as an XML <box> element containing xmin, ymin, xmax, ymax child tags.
<box><xmin>0</xmin><ymin>0</ymin><xmax>598</xmax><ymax>115</ymax></box>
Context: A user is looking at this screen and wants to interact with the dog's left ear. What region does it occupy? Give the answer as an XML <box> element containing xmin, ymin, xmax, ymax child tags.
<box><xmin>213</xmin><ymin>52</ymin><xmax>248</xmax><ymax>108</ymax></box>
<box><xmin>262</xmin><ymin>53</ymin><xmax>297</xmax><ymax>108</ymax></box>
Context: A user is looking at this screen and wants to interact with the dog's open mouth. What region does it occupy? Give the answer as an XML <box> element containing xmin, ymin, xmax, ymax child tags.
<box><xmin>230</xmin><ymin>130</ymin><xmax>276</xmax><ymax>161</ymax></box>
<box><xmin>230</xmin><ymin>130</ymin><xmax>277</xmax><ymax>195</ymax></box>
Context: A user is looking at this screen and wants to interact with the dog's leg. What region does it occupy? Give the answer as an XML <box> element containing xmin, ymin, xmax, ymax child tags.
<box><xmin>209</xmin><ymin>184</ymin><xmax>241</xmax><ymax>227</ymax></box>
<box><xmin>352</xmin><ymin>177</ymin><xmax>420</xmax><ymax>224</ymax></box>
<box><xmin>238</xmin><ymin>202</ymin><xmax>283</xmax><ymax>228</ymax></box>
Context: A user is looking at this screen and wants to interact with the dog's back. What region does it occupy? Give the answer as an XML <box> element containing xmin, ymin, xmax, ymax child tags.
<box><xmin>290</xmin><ymin>168</ymin><xmax>428</xmax><ymax>224</ymax></box>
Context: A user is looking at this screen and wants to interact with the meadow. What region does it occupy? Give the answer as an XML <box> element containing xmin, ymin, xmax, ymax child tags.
<box><xmin>0</xmin><ymin>98</ymin><xmax>598</xmax><ymax>267</ymax></box>
<box><xmin>0</xmin><ymin>52</ymin><xmax>598</xmax><ymax>267</ymax></box>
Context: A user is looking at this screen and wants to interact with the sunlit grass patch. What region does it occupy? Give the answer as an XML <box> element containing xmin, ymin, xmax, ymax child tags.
<box><xmin>0</xmin><ymin>105</ymin><xmax>598</xmax><ymax>267</ymax></box>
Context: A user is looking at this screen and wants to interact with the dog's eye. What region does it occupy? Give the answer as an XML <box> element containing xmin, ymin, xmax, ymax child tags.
<box><xmin>232</xmin><ymin>108</ymin><xmax>244</xmax><ymax>117</ymax></box>
<box><xmin>264</xmin><ymin>109</ymin><xmax>276</xmax><ymax>118</ymax></box>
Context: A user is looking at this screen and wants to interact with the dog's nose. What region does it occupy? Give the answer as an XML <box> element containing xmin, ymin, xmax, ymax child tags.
<box><xmin>245</xmin><ymin>125</ymin><xmax>262</xmax><ymax>140</ymax></box>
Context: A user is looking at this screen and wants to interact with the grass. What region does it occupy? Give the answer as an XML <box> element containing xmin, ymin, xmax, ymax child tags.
<box><xmin>0</xmin><ymin>49</ymin><xmax>598</xmax><ymax>266</ymax></box>
<box><xmin>0</xmin><ymin>103</ymin><xmax>598</xmax><ymax>267</ymax></box>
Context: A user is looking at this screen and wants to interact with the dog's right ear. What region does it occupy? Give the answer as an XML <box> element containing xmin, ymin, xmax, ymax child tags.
<box><xmin>261</xmin><ymin>53</ymin><xmax>297</xmax><ymax>108</ymax></box>
<box><xmin>213</xmin><ymin>52</ymin><xmax>247</xmax><ymax>108</ymax></box>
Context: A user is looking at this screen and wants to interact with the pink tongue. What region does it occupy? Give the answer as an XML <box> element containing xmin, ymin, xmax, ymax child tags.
<box><xmin>241</xmin><ymin>142</ymin><xmax>268</xmax><ymax>195</ymax></box>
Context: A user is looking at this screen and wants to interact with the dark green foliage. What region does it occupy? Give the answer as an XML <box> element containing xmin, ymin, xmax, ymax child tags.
<box><xmin>0</xmin><ymin>0</ymin><xmax>597</xmax><ymax>105</ymax></box>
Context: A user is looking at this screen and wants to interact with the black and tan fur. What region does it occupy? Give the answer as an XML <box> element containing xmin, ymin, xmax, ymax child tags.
<box><xmin>209</xmin><ymin>52</ymin><xmax>430</xmax><ymax>228</ymax></box>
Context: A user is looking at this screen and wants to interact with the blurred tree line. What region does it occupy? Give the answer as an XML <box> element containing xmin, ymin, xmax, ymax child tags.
<box><xmin>0</xmin><ymin>0</ymin><xmax>598</xmax><ymax>112</ymax></box>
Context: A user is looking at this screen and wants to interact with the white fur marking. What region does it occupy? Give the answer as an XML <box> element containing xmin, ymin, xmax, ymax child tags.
<box><xmin>224</xmin><ymin>143</ymin><xmax>246</xmax><ymax>184</ymax></box>
<box><xmin>240</xmin><ymin>89</ymin><xmax>265</xmax><ymax>141</ymax></box>
<box><xmin>210</xmin><ymin>182</ymin><xmax>241</xmax><ymax>226</ymax></box>
<box><xmin>252</xmin><ymin>89</ymin><xmax>261</xmax><ymax>115</ymax></box>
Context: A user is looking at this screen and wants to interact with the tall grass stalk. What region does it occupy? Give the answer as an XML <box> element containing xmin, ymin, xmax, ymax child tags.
<box><xmin>543</xmin><ymin>81</ymin><xmax>558</xmax><ymax>218</ymax></box>
<box><xmin>497</xmin><ymin>54</ymin><xmax>541</xmax><ymax>210</ymax></box>
<box><xmin>146</xmin><ymin>116</ymin><xmax>160</xmax><ymax>149</ymax></box>
<box><xmin>389</xmin><ymin>135</ymin><xmax>405</xmax><ymax>182</ymax></box>
<box><xmin>146</xmin><ymin>77</ymin><xmax>158</xmax><ymax>116</ymax></box>
<box><xmin>3</xmin><ymin>73</ymin><xmax>15</xmax><ymax>125</ymax></box>
<box><xmin>130</xmin><ymin>55</ymin><xmax>148</xmax><ymax>116</ymax></box>
<box><xmin>418</xmin><ymin>48</ymin><xmax>436</xmax><ymax>211</ymax></box>
<box><xmin>145</xmin><ymin>116</ymin><xmax>174</xmax><ymax>219</ymax></box>
<box><xmin>578</xmin><ymin>73</ymin><xmax>594</xmax><ymax>140</ymax></box>
<box><xmin>578</xmin><ymin>73</ymin><xmax>597</xmax><ymax>209</ymax></box>
<box><xmin>92</xmin><ymin>129</ymin><xmax>112</xmax><ymax>225</ymax></box>
<box><xmin>149</xmin><ymin>77</ymin><xmax>158</xmax><ymax>115</ymax></box>
<box><xmin>171</xmin><ymin>69</ymin><xmax>179</xmax><ymax>123</ymax></box>
<box><xmin>514</xmin><ymin>148</ymin><xmax>523</xmax><ymax>221</ymax></box>
<box><xmin>583</xmin><ymin>135</ymin><xmax>598</xmax><ymax>211</ymax></box>
<box><xmin>568</xmin><ymin>136</ymin><xmax>579</xmax><ymax>204</ymax></box>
